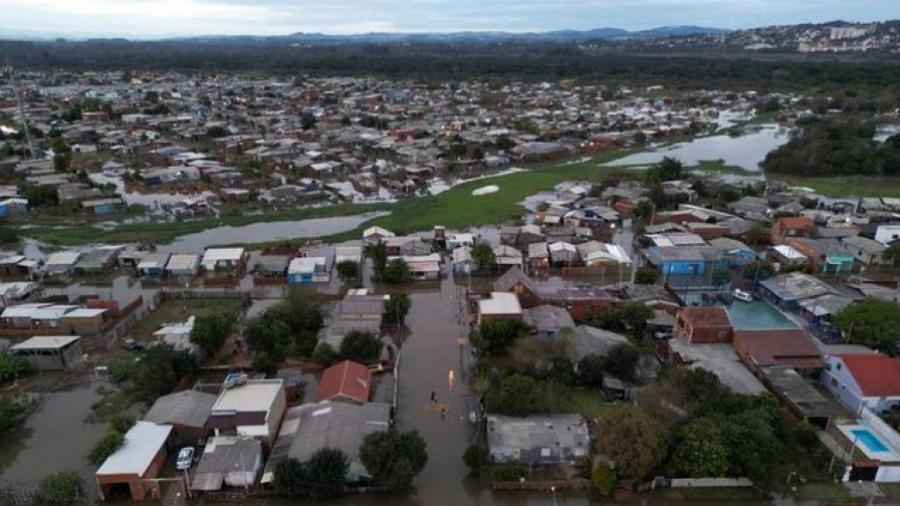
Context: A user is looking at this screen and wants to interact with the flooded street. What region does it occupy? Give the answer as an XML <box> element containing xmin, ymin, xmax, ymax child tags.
<box><xmin>607</xmin><ymin>124</ymin><xmax>790</xmax><ymax>171</ymax></box>
<box><xmin>158</xmin><ymin>211</ymin><xmax>390</xmax><ymax>251</ymax></box>
<box><xmin>0</xmin><ymin>381</ymin><xmax>108</xmax><ymax>500</ymax></box>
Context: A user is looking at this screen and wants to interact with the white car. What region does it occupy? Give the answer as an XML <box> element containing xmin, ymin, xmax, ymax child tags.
<box><xmin>733</xmin><ymin>289</ymin><xmax>753</xmax><ymax>302</ymax></box>
<box><xmin>176</xmin><ymin>447</ymin><xmax>195</xmax><ymax>471</ymax></box>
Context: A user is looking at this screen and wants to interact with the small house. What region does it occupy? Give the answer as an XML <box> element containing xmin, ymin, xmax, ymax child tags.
<box><xmin>96</xmin><ymin>422</ymin><xmax>173</xmax><ymax>502</ymax></box>
<box><xmin>9</xmin><ymin>335</ymin><xmax>84</xmax><ymax>371</ymax></box>
<box><xmin>487</xmin><ymin>414</ymin><xmax>590</xmax><ymax>465</ymax></box>
<box><xmin>165</xmin><ymin>254</ymin><xmax>200</xmax><ymax>278</ymax></box>
<box><xmin>674</xmin><ymin>307</ymin><xmax>733</xmax><ymax>344</ymax></box>
<box><xmin>316</xmin><ymin>360</ymin><xmax>372</xmax><ymax>404</ymax></box>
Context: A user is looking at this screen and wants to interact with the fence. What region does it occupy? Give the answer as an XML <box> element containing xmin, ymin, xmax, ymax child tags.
<box><xmin>492</xmin><ymin>478</ymin><xmax>591</xmax><ymax>491</ymax></box>
<box><xmin>670</xmin><ymin>477</ymin><xmax>754</xmax><ymax>488</ymax></box>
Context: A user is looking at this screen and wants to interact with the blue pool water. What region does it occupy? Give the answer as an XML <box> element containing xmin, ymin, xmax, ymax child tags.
<box><xmin>727</xmin><ymin>299</ymin><xmax>797</xmax><ymax>330</ymax></box>
<box><xmin>852</xmin><ymin>429</ymin><xmax>890</xmax><ymax>453</ymax></box>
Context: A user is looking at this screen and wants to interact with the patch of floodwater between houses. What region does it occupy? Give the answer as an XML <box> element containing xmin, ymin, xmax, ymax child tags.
<box><xmin>0</xmin><ymin>381</ymin><xmax>108</xmax><ymax>500</ymax></box>
<box><xmin>158</xmin><ymin>211</ymin><xmax>390</xmax><ymax>252</ymax></box>
<box><xmin>606</xmin><ymin>124</ymin><xmax>790</xmax><ymax>171</ymax></box>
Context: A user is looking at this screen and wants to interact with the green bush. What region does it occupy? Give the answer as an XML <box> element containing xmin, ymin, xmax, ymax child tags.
<box><xmin>592</xmin><ymin>462</ymin><xmax>617</xmax><ymax>497</ymax></box>
<box><xmin>463</xmin><ymin>444</ymin><xmax>489</xmax><ymax>472</ymax></box>
<box><xmin>492</xmin><ymin>461</ymin><xmax>527</xmax><ymax>481</ymax></box>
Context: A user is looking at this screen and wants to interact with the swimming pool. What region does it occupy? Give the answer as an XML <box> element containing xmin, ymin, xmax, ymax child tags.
<box><xmin>727</xmin><ymin>299</ymin><xmax>797</xmax><ymax>330</ymax></box>
<box><xmin>851</xmin><ymin>428</ymin><xmax>891</xmax><ymax>453</ymax></box>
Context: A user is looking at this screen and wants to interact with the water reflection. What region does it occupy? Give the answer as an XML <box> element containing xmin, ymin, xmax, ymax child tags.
<box><xmin>159</xmin><ymin>211</ymin><xmax>390</xmax><ymax>252</ymax></box>
<box><xmin>607</xmin><ymin>124</ymin><xmax>790</xmax><ymax>171</ymax></box>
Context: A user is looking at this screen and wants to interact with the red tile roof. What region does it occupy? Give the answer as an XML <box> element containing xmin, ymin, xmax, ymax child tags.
<box><xmin>777</xmin><ymin>217</ymin><xmax>815</xmax><ymax>230</ymax></box>
<box><xmin>838</xmin><ymin>354</ymin><xmax>900</xmax><ymax>397</ymax></box>
<box><xmin>316</xmin><ymin>360</ymin><xmax>372</xmax><ymax>404</ymax></box>
<box><xmin>733</xmin><ymin>329</ymin><xmax>823</xmax><ymax>369</ymax></box>
<box><xmin>677</xmin><ymin>307</ymin><xmax>732</xmax><ymax>329</ymax></box>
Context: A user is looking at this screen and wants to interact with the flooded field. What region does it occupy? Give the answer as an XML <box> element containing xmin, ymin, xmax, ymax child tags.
<box><xmin>159</xmin><ymin>211</ymin><xmax>390</xmax><ymax>251</ymax></box>
<box><xmin>607</xmin><ymin>124</ymin><xmax>790</xmax><ymax>171</ymax></box>
<box><xmin>0</xmin><ymin>381</ymin><xmax>108</xmax><ymax>499</ymax></box>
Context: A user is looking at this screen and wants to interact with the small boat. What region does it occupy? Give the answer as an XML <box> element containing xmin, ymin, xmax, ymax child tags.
<box><xmin>733</xmin><ymin>289</ymin><xmax>753</xmax><ymax>302</ymax></box>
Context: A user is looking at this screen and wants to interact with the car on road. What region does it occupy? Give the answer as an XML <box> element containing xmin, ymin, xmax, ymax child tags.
<box><xmin>176</xmin><ymin>447</ymin><xmax>195</xmax><ymax>471</ymax></box>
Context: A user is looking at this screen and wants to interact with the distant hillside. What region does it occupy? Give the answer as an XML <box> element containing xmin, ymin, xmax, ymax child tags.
<box><xmin>170</xmin><ymin>25</ymin><xmax>725</xmax><ymax>45</ymax></box>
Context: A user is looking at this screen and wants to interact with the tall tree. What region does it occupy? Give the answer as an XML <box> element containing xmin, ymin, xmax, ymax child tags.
<box><xmin>595</xmin><ymin>406</ymin><xmax>668</xmax><ymax>480</ymax></box>
<box><xmin>306</xmin><ymin>448</ymin><xmax>348</xmax><ymax>500</ymax></box>
<box><xmin>359</xmin><ymin>430</ymin><xmax>428</xmax><ymax>491</ymax></box>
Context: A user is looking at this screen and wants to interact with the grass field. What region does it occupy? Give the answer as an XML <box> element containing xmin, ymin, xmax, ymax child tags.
<box><xmin>132</xmin><ymin>298</ymin><xmax>242</xmax><ymax>340</ymax></box>
<box><xmin>769</xmin><ymin>174</ymin><xmax>900</xmax><ymax>198</ymax></box>
<box><xmin>566</xmin><ymin>387</ymin><xmax>610</xmax><ymax>421</ymax></box>
<box><xmin>22</xmin><ymin>149</ymin><xmax>636</xmax><ymax>246</ymax></box>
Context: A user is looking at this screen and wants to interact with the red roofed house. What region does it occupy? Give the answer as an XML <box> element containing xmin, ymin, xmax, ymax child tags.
<box><xmin>771</xmin><ymin>217</ymin><xmax>816</xmax><ymax>244</ymax></box>
<box><xmin>822</xmin><ymin>354</ymin><xmax>900</xmax><ymax>413</ymax></box>
<box><xmin>732</xmin><ymin>329</ymin><xmax>824</xmax><ymax>373</ymax></box>
<box><xmin>316</xmin><ymin>360</ymin><xmax>372</xmax><ymax>405</ymax></box>
<box><xmin>674</xmin><ymin>307</ymin><xmax>733</xmax><ymax>344</ymax></box>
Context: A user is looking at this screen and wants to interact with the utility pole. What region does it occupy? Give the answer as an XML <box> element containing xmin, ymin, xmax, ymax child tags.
<box><xmin>7</xmin><ymin>65</ymin><xmax>37</xmax><ymax>159</ymax></box>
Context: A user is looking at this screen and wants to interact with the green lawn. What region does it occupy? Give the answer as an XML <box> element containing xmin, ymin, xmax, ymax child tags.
<box><xmin>790</xmin><ymin>482</ymin><xmax>850</xmax><ymax>502</ymax></box>
<box><xmin>673</xmin><ymin>487</ymin><xmax>767</xmax><ymax>502</ymax></box>
<box><xmin>770</xmin><ymin>174</ymin><xmax>900</xmax><ymax>198</ymax></box>
<box><xmin>22</xmin><ymin>150</ymin><xmax>636</xmax><ymax>246</ymax></box>
<box><xmin>567</xmin><ymin>387</ymin><xmax>610</xmax><ymax>421</ymax></box>
<box><xmin>132</xmin><ymin>298</ymin><xmax>242</xmax><ymax>340</ymax></box>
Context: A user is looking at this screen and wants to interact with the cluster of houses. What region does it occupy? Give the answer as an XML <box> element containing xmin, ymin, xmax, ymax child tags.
<box><xmin>94</xmin><ymin>359</ymin><xmax>393</xmax><ymax>501</ymax></box>
<box><xmin>0</xmin><ymin>71</ymin><xmax>770</xmax><ymax>223</ymax></box>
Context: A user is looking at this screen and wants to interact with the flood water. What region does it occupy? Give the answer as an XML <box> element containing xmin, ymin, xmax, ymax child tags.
<box><xmin>607</xmin><ymin>124</ymin><xmax>790</xmax><ymax>171</ymax></box>
<box><xmin>159</xmin><ymin>211</ymin><xmax>390</xmax><ymax>252</ymax></box>
<box><xmin>0</xmin><ymin>381</ymin><xmax>108</xmax><ymax>499</ymax></box>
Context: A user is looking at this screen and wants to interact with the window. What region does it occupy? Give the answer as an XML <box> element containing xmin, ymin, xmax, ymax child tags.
<box><xmin>831</xmin><ymin>378</ymin><xmax>838</xmax><ymax>387</ymax></box>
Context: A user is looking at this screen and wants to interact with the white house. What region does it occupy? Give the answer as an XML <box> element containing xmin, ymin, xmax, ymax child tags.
<box><xmin>875</xmin><ymin>224</ymin><xmax>900</xmax><ymax>246</ymax></box>
<box><xmin>822</xmin><ymin>354</ymin><xmax>900</xmax><ymax>413</ymax></box>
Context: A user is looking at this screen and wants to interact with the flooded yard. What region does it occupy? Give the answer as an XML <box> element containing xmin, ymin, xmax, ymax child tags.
<box><xmin>159</xmin><ymin>211</ymin><xmax>390</xmax><ymax>251</ymax></box>
<box><xmin>0</xmin><ymin>381</ymin><xmax>108</xmax><ymax>499</ymax></box>
<box><xmin>607</xmin><ymin>124</ymin><xmax>790</xmax><ymax>171</ymax></box>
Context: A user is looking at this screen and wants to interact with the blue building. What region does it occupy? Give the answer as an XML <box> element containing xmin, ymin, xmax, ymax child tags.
<box><xmin>643</xmin><ymin>246</ymin><xmax>727</xmax><ymax>277</ymax></box>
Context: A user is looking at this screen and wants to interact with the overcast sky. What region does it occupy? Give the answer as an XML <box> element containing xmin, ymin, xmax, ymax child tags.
<box><xmin>1</xmin><ymin>0</ymin><xmax>899</xmax><ymax>38</ymax></box>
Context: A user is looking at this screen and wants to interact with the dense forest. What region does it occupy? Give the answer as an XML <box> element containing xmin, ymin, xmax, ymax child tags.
<box><xmin>3</xmin><ymin>40</ymin><xmax>900</xmax><ymax>95</ymax></box>
<box><xmin>762</xmin><ymin>118</ymin><xmax>900</xmax><ymax>177</ymax></box>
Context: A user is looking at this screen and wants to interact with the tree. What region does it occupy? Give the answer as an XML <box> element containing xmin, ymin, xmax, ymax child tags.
<box><xmin>274</xmin><ymin>458</ymin><xmax>308</xmax><ymax>497</ymax></box>
<box><xmin>583</xmin><ymin>302</ymin><xmax>653</xmax><ymax>338</ymax></box>
<box><xmin>0</xmin><ymin>397</ymin><xmax>25</xmax><ymax>434</ymax></box>
<box><xmin>0</xmin><ymin>351</ymin><xmax>30</xmax><ymax>383</ymax></box>
<box><xmin>741</xmin><ymin>260</ymin><xmax>775</xmax><ymax>282</ymax></box>
<box><xmin>301</xmin><ymin>112</ymin><xmax>318</xmax><ymax>131</ymax></box>
<box><xmin>383</xmin><ymin>294</ymin><xmax>411</xmax><ymax>326</ymax></box>
<box><xmin>711</xmin><ymin>268</ymin><xmax>733</xmax><ymax>288</ymax></box>
<box><xmin>339</xmin><ymin>331</ymin><xmax>382</xmax><ymax>364</ymax></box>
<box><xmin>601</xmin><ymin>343</ymin><xmax>641</xmax><ymax>382</ymax></box>
<box><xmin>206</xmin><ymin>125</ymin><xmax>229</xmax><ymax>138</ymax></box>
<box><xmin>595</xmin><ymin>406</ymin><xmax>668</xmax><ymax>480</ymax></box>
<box><xmin>669</xmin><ymin>417</ymin><xmax>729</xmax><ymax>477</ymax></box>
<box><xmin>723</xmin><ymin>410</ymin><xmax>780</xmax><ymax>489</ymax></box>
<box><xmin>462</xmin><ymin>444</ymin><xmax>488</xmax><ymax>472</ymax></box>
<box><xmin>592</xmin><ymin>462</ymin><xmax>617</xmax><ymax>497</ymax></box>
<box><xmin>129</xmin><ymin>346</ymin><xmax>196</xmax><ymax>403</ymax></box>
<box><xmin>485</xmin><ymin>374</ymin><xmax>565</xmax><ymax>416</ymax></box>
<box><xmin>52</xmin><ymin>138</ymin><xmax>72</xmax><ymax>172</ymax></box>
<box><xmin>244</xmin><ymin>317</ymin><xmax>290</xmax><ymax>360</ymax></box>
<box><xmin>89</xmin><ymin>430</ymin><xmax>125</xmax><ymax>465</ymax></box>
<box><xmin>312</xmin><ymin>342</ymin><xmax>338</xmax><ymax>366</ymax></box>
<box><xmin>471</xmin><ymin>243</ymin><xmax>496</xmax><ymax>272</ymax></box>
<box><xmin>306</xmin><ymin>448</ymin><xmax>348</xmax><ymax>500</ymax></box>
<box><xmin>470</xmin><ymin>319</ymin><xmax>526</xmax><ymax>357</ymax></box>
<box><xmin>34</xmin><ymin>472</ymin><xmax>85</xmax><ymax>506</ymax></box>
<box><xmin>577</xmin><ymin>354</ymin><xmax>606</xmax><ymax>386</ymax></box>
<box><xmin>0</xmin><ymin>227</ymin><xmax>19</xmax><ymax>246</ymax></box>
<box><xmin>634</xmin><ymin>268</ymin><xmax>660</xmax><ymax>285</ymax></box>
<box><xmin>335</xmin><ymin>260</ymin><xmax>360</xmax><ymax>282</ymax></box>
<box><xmin>834</xmin><ymin>298</ymin><xmax>900</xmax><ymax>352</ymax></box>
<box><xmin>190</xmin><ymin>312</ymin><xmax>232</xmax><ymax>356</ymax></box>
<box><xmin>383</xmin><ymin>258</ymin><xmax>411</xmax><ymax>283</ymax></box>
<box><xmin>359</xmin><ymin>430</ymin><xmax>428</xmax><ymax>491</ymax></box>
<box><xmin>884</xmin><ymin>243</ymin><xmax>900</xmax><ymax>268</ymax></box>
<box><xmin>745</xmin><ymin>223</ymin><xmax>771</xmax><ymax>246</ymax></box>
<box><xmin>370</xmin><ymin>241</ymin><xmax>388</xmax><ymax>281</ymax></box>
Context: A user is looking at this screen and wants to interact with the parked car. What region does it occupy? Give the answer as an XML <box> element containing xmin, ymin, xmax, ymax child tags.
<box><xmin>121</xmin><ymin>338</ymin><xmax>145</xmax><ymax>351</ymax></box>
<box><xmin>176</xmin><ymin>447</ymin><xmax>195</xmax><ymax>471</ymax></box>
